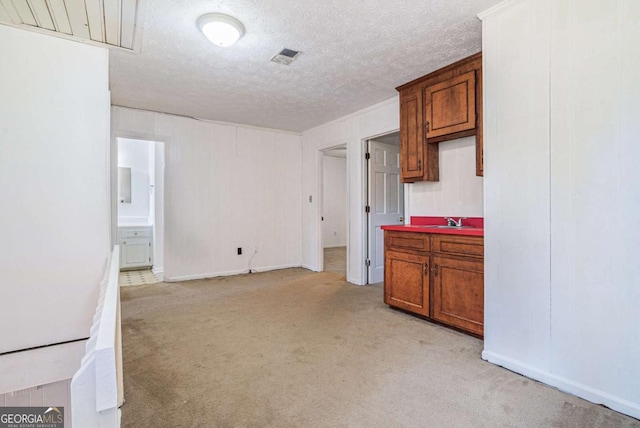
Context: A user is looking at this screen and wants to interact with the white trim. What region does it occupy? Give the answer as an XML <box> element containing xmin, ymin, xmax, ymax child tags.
<box><xmin>194</xmin><ymin>117</ymin><xmax>302</xmax><ymax>136</ymax></box>
<box><xmin>360</xmin><ymin>129</ymin><xmax>400</xmax><ymax>285</ymax></box>
<box><xmin>365</xmin><ymin>128</ymin><xmax>401</xmax><ymax>142</ymax></box>
<box><xmin>317</xmin><ymin>143</ymin><xmax>349</xmax><ymax>275</ymax></box>
<box><xmin>303</xmin><ymin>97</ymin><xmax>398</xmax><ymax>134</ymax></box>
<box><xmin>482</xmin><ymin>351</ymin><xmax>640</xmax><ymax>420</ymax></box>
<box><xmin>301</xmin><ymin>263</ymin><xmax>320</xmax><ymax>272</ymax></box>
<box><xmin>0</xmin><ymin>340</ymin><xmax>87</xmax><ymax>394</ymax></box>
<box><xmin>112</xmin><ymin>105</ymin><xmax>303</xmax><ymax>136</ymax></box>
<box><xmin>93</xmin><ymin>246</ymin><xmax>122</xmax><ymax>411</ymax></box>
<box><xmin>71</xmin><ymin>245</ymin><xmax>123</xmax><ymax>427</ymax></box>
<box><xmin>478</xmin><ymin>0</ymin><xmax>528</xmax><ymax>21</ymax></box>
<box><xmin>112</xmin><ymin>131</ymin><xmax>167</xmax><ymax>280</ymax></box>
<box><xmin>345</xmin><ymin>142</ymin><xmax>352</xmax><ymax>282</ymax></box>
<box><xmin>164</xmin><ymin>264</ymin><xmax>301</xmax><ymax>282</ymax></box>
<box><xmin>316</xmin><ymin>150</ymin><xmax>325</xmax><ymax>272</ymax></box>
<box><xmin>0</xmin><ymin>20</ymin><xmax>143</xmax><ymax>53</ymax></box>
<box><xmin>361</xmin><ymin>138</ymin><xmax>369</xmax><ymax>284</ymax></box>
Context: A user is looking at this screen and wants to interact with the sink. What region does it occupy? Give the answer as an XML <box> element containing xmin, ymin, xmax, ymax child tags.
<box><xmin>418</xmin><ymin>225</ymin><xmax>473</xmax><ymax>229</ymax></box>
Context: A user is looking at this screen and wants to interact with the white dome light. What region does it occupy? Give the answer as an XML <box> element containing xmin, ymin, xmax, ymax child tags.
<box><xmin>197</xmin><ymin>13</ymin><xmax>245</xmax><ymax>47</ymax></box>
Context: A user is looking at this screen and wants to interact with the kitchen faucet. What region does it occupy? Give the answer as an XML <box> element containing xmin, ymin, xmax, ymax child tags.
<box><xmin>445</xmin><ymin>217</ymin><xmax>467</xmax><ymax>227</ymax></box>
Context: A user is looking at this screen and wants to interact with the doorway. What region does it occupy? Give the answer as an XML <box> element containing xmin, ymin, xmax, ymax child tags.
<box><xmin>320</xmin><ymin>144</ymin><xmax>347</xmax><ymax>277</ymax></box>
<box><xmin>115</xmin><ymin>137</ymin><xmax>165</xmax><ymax>284</ymax></box>
<box><xmin>366</xmin><ymin>132</ymin><xmax>404</xmax><ymax>284</ymax></box>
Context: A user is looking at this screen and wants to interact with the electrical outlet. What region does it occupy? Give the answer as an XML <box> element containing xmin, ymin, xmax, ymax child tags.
<box><xmin>237</xmin><ymin>247</ymin><xmax>242</xmax><ymax>255</ymax></box>
<box><xmin>308</xmin><ymin>195</ymin><xmax>313</xmax><ymax>203</ymax></box>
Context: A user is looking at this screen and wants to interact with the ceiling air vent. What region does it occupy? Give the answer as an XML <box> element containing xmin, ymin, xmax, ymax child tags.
<box><xmin>270</xmin><ymin>48</ymin><xmax>302</xmax><ymax>65</ymax></box>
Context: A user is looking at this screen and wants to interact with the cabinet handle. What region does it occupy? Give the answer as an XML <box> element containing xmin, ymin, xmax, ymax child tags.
<box><xmin>424</xmin><ymin>121</ymin><xmax>430</xmax><ymax>133</ymax></box>
<box><xmin>434</xmin><ymin>265</ymin><xmax>439</xmax><ymax>276</ymax></box>
<box><xmin>418</xmin><ymin>159</ymin><xmax>422</xmax><ymax>170</ymax></box>
<box><xmin>424</xmin><ymin>263</ymin><xmax>429</xmax><ymax>275</ymax></box>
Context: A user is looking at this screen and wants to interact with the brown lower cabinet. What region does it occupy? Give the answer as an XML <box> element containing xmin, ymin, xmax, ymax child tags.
<box><xmin>385</xmin><ymin>251</ymin><xmax>430</xmax><ymax>317</ymax></box>
<box><xmin>384</xmin><ymin>230</ymin><xmax>484</xmax><ymax>337</ymax></box>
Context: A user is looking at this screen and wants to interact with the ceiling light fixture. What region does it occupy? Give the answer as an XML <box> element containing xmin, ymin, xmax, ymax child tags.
<box><xmin>197</xmin><ymin>13</ymin><xmax>245</xmax><ymax>47</ymax></box>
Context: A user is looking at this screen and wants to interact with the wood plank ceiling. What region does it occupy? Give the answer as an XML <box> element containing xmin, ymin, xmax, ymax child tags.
<box><xmin>0</xmin><ymin>0</ymin><xmax>143</xmax><ymax>50</ymax></box>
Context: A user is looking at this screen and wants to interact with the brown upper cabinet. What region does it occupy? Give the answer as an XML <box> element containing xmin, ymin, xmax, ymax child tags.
<box><xmin>399</xmin><ymin>89</ymin><xmax>424</xmax><ymax>181</ymax></box>
<box><xmin>397</xmin><ymin>53</ymin><xmax>483</xmax><ymax>182</ymax></box>
<box><xmin>425</xmin><ymin>70</ymin><xmax>476</xmax><ymax>138</ymax></box>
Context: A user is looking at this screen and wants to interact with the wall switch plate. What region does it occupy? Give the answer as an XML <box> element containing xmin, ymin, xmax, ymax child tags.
<box><xmin>237</xmin><ymin>247</ymin><xmax>242</xmax><ymax>255</ymax></box>
<box><xmin>309</xmin><ymin>195</ymin><xmax>312</xmax><ymax>203</ymax></box>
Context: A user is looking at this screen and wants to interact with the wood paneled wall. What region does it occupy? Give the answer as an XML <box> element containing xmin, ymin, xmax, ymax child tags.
<box><xmin>481</xmin><ymin>0</ymin><xmax>640</xmax><ymax>419</ymax></box>
<box><xmin>112</xmin><ymin>107</ymin><xmax>303</xmax><ymax>281</ymax></box>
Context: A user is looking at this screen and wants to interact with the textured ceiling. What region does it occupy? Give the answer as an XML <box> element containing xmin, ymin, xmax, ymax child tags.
<box><xmin>109</xmin><ymin>0</ymin><xmax>501</xmax><ymax>132</ymax></box>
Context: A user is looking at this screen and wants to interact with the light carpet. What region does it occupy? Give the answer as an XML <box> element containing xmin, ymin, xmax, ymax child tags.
<box><xmin>120</xmin><ymin>268</ymin><xmax>639</xmax><ymax>427</ymax></box>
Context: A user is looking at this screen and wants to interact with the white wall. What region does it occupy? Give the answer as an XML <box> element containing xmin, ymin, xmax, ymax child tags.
<box><xmin>111</xmin><ymin>107</ymin><xmax>302</xmax><ymax>281</ymax></box>
<box><xmin>407</xmin><ymin>137</ymin><xmax>484</xmax><ymax>218</ymax></box>
<box><xmin>302</xmin><ymin>96</ymin><xmax>484</xmax><ymax>284</ymax></box>
<box><xmin>481</xmin><ymin>0</ymin><xmax>640</xmax><ymax>419</ymax></box>
<box><xmin>322</xmin><ymin>155</ymin><xmax>347</xmax><ymax>248</ymax></box>
<box><xmin>117</xmin><ymin>138</ymin><xmax>152</xmax><ymax>225</ymax></box>
<box><xmin>482</xmin><ymin>0</ymin><xmax>552</xmax><ymax>373</ymax></box>
<box><xmin>0</xmin><ymin>26</ymin><xmax>110</xmax><ymax>357</ymax></box>
<box><xmin>301</xmin><ymin>98</ymin><xmax>399</xmax><ymax>284</ymax></box>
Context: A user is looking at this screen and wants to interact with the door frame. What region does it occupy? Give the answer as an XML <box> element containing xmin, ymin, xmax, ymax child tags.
<box><xmin>365</xmin><ymin>138</ymin><xmax>405</xmax><ymax>284</ymax></box>
<box><xmin>362</xmin><ymin>129</ymin><xmax>408</xmax><ymax>284</ymax></box>
<box><xmin>317</xmin><ymin>143</ymin><xmax>348</xmax><ymax>273</ymax></box>
<box><xmin>311</xmin><ymin>127</ymin><xmax>405</xmax><ymax>285</ymax></box>
<box><xmin>111</xmin><ymin>131</ymin><xmax>167</xmax><ymax>277</ymax></box>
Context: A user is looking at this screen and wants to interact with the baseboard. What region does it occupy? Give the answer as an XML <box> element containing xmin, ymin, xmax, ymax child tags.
<box><xmin>347</xmin><ymin>275</ymin><xmax>366</xmax><ymax>286</ymax></box>
<box><xmin>482</xmin><ymin>350</ymin><xmax>640</xmax><ymax>420</ymax></box>
<box><xmin>164</xmin><ymin>264</ymin><xmax>301</xmax><ymax>282</ymax></box>
<box><xmin>301</xmin><ymin>264</ymin><xmax>320</xmax><ymax>272</ymax></box>
<box><xmin>151</xmin><ymin>267</ymin><xmax>164</xmax><ymax>280</ymax></box>
<box><xmin>323</xmin><ymin>245</ymin><xmax>346</xmax><ymax>249</ymax></box>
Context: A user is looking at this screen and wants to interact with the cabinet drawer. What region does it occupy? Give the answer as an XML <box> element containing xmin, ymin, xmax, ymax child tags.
<box><xmin>385</xmin><ymin>231</ymin><xmax>430</xmax><ymax>253</ymax></box>
<box><xmin>432</xmin><ymin>235</ymin><xmax>483</xmax><ymax>258</ymax></box>
<box><xmin>120</xmin><ymin>228</ymin><xmax>151</xmax><ymax>239</ymax></box>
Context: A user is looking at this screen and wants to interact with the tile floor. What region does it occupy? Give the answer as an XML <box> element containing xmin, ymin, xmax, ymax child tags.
<box><xmin>119</xmin><ymin>269</ymin><xmax>161</xmax><ymax>287</ymax></box>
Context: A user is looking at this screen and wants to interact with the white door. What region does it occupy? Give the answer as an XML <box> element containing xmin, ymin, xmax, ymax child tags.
<box><xmin>367</xmin><ymin>140</ymin><xmax>404</xmax><ymax>284</ymax></box>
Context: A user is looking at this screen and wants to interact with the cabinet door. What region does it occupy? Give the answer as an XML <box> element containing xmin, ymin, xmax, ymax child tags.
<box><xmin>121</xmin><ymin>240</ymin><xmax>151</xmax><ymax>269</ymax></box>
<box><xmin>432</xmin><ymin>256</ymin><xmax>483</xmax><ymax>336</ymax></box>
<box><xmin>399</xmin><ymin>91</ymin><xmax>424</xmax><ymax>181</ymax></box>
<box><xmin>424</xmin><ymin>70</ymin><xmax>476</xmax><ymax>138</ymax></box>
<box><xmin>384</xmin><ymin>250</ymin><xmax>430</xmax><ymax>316</ymax></box>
